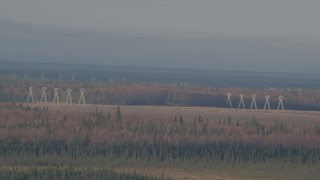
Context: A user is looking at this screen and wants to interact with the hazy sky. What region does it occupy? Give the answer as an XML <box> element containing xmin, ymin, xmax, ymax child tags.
<box><xmin>1</xmin><ymin>0</ymin><xmax>320</xmax><ymax>73</ymax></box>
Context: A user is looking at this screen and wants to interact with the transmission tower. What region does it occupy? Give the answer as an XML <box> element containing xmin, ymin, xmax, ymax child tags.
<box><xmin>66</xmin><ymin>89</ymin><xmax>73</xmax><ymax>105</ymax></box>
<box><xmin>53</xmin><ymin>88</ymin><xmax>60</xmax><ymax>105</ymax></box>
<box><xmin>79</xmin><ymin>88</ymin><xmax>86</xmax><ymax>105</ymax></box>
<box><xmin>40</xmin><ymin>87</ymin><xmax>47</xmax><ymax>103</ymax></box>
<box><xmin>238</xmin><ymin>94</ymin><xmax>245</xmax><ymax>109</ymax></box>
<box><xmin>264</xmin><ymin>95</ymin><xmax>271</xmax><ymax>111</ymax></box>
<box><xmin>250</xmin><ymin>94</ymin><xmax>258</xmax><ymax>110</ymax></box>
<box><xmin>226</xmin><ymin>93</ymin><xmax>233</xmax><ymax>108</ymax></box>
<box><xmin>27</xmin><ymin>87</ymin><xmax>34</xmax><ymax>103</ymax></box>
<box><xmin>277</xmin><ymin>96</ymin><xmax>285</xmax><ymax>111</ymax></box>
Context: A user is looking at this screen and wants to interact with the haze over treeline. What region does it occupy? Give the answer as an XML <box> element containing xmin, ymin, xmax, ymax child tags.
<box><xmin>1</xmin><ymin>1</ymin><xmax>320</xmax><ymax>73</ymax></box>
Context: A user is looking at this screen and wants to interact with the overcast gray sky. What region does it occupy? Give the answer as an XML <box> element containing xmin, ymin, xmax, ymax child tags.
<box><xmin>1</xmin><ymin>0</ymin><xmax>320</xmax><ymax>73</ymax></box>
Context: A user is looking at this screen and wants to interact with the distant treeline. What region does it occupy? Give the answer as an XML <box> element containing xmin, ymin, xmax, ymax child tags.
<box><xmin>1</xmin><ymin>79</ymin><xmax>320</xmax><ymax>111</ymax></box>
<box><xmin>2</xmin><ymin>61</ymin><xmax>320</xmax><ymax>88</ymax></box>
